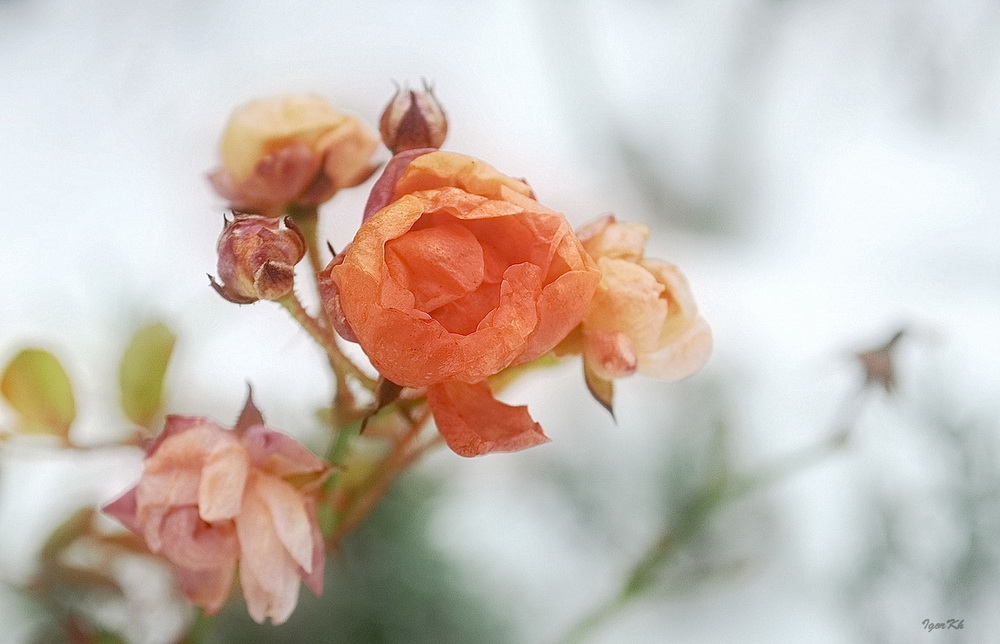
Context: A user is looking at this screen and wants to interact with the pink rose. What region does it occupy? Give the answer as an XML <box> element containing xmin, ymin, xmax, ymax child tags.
<box><xmin>103</xmin><ymin>412</ymin><xmax>330</xmax><ymax>624</ymax></box>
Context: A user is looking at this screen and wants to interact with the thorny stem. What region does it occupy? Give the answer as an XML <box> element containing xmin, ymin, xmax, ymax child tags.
<box><xmin>331</xmin><ymin>407</ymin><xmax>435</xmax><ymax>543</ymax></box>
<box><xmin>278</xmin><ymin>293</ymin><xmax>376</xmax><ymax>392</ymax></box>
<box><xmin>285</xmin><ymin>203</ymin><xmax>361</xmax><ymax>416</ymax></box>
<box><xmin>560</xmin><ymin>383</ymin><xmax>874</xmax><ymax>644</ymax></box>
<box><xmin>286</xmin><ymin>203</ymin><xmax>327</xmax><ymax>283</ymax></box>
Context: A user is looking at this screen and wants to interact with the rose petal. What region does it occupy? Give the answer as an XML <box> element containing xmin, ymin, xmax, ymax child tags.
<box><xmin>583</xmin><ymin>330</ymin><xmax>638</xmax><ymax>380</ymax></box>
<box><xmin>638</xmin><ymin>316</ymin><xmax>713</xmax><ymax>381</ymax></box>
<box><xmin>243</xmin><ymin>425</ymin><xmax>329</xmax><ymax>482</ymax></box>
<box><xmin>102</xmin><ymin>487</ymin><xmax>140</xmax><ymax>533</ymax></box>
<box><xmin>198</xmin><ymin>443</ymin><xmax>249</xmax><ymax>522</ymax></box>
<box><xmin>299</xmin><ymin>497</ymin><xmax>325</xmax><ymax>596</ymax></box>
<box><xmin>384</xmin><ymin>222</ymin><xmax>485</xmax><ymax>312</ymax></box>
<box><xmin>585</xmin><ymin>257</ymin><xmax>668</xmax><ymax>353</ymax></box>
<box><xmin>159</xmin><ymin>507</ymin><xmax>239</xmax><ymax>571</ymax></box>
<box><xmin>176</xmin><ymin>562</ymin><xmax>236</xmax><ymax>616</ymax></box>
<box><xmin>363</xmin><ymin>148</ymin><xmax>437</xmax><ymax>220</ymax></box>
<box><xmin>253</xmin><ymin>474</ymin><xmax>314</xmax><ymax>572</ymax></box>
<box><xmin>235</xmin><ymin>487</ymin><xmax>302</xmax><ymax>624</ymax></box>
<box><xmin>427</xmin><ymin>381</ymin><xmax>549</xmax><ymax>457</ymax></box>
<box><xmin>391</xmin><ymin>151</ymin><xmax>533</xmax><ymax>202</ymax></box>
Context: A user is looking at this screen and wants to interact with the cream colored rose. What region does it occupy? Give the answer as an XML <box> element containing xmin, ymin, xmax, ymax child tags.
<box><xmin>210</xmin><ymin>95</ymin><xmax>378</xmax><ymax>214</ymax></box>
<box><xmin>578</xmin><ymin>215</ymin><xmax>711</xmax><ymax>383</ymax></box>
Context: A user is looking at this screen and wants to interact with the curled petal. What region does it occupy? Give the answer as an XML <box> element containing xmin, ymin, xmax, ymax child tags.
<box><xmin>176</xmin><ymin>562</ymin><xmax>237</xmax><ymax>616</ymax></box>
<box><xmin>253</xmin><ymin>474</ymin><xmax>314</xmax><ymax>573</ymax></box>
<box><xmin>577</xmin><ymin>214</ymin><xmax>649</xmax><ymax>262</ymax></box>
<box><xmin>362</xmin><ymin>148</ymin><xmax>438</xmax><ymax>221</ymax></box>
<box><xmin>236</xmin><ymin>486</ymin><xmax>302</xmax><ymax>624</ymax></box>
<box><xmin>583</xmin><ymin>330</ymin><xmax>638</xmax><ymax>380</ymax></box>
<box><xmin>391</xmin><ymin>151</ymin><xmax>534</xmax><ymax>202</ymax></box>
<box><xmin>198</xmin><ymin>443</ymin><xmax>249</xmax><ymax>522</ymax></box>
<box><xmin>243</xmin><ymin>425</ymin><xmax>330</xmax><ymax>484</ymax></box>
<box><xmin>102</xmin><ymin>487</ymin><xmax>140</xmax><ymax>534</ymax></box>
<box><xmin>158</xmin><ymin>507</ymin><xmax>239</xmax><ymax>572</ymax></box>
<box><xmin>586</xmin><ymin>257</ymin><xmax>668</xmax><ymax>352</ymax></box>
<box><xmin>639</xmin><ymin>316</ymin><xmax>713</xmax><ymax>381</ymax></box>
<box><xmin>426</xmin><ymin>381</ymin><xmax>549</xmax><ymax>457</ymax></box>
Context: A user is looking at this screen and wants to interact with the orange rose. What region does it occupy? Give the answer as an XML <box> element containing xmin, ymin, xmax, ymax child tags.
<box><xmin>320</xmin><ymin>151</ymin><xmax>600</xmax><ymax>456</ymax></box>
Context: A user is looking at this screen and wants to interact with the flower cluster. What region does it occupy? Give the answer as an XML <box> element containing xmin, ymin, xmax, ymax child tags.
<box><xmin>102</xmin><ymin>84</ymin><xmax>711</xmax><ymax>626</ymax></box>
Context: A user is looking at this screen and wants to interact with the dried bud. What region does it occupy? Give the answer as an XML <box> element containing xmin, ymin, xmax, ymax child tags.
<box><xmin>856</xmin><ymin>328</ymin><xmax>905</xmax><ymax>393</ymax></box>
<box><xmin>378</xmin><ymin>82</ymin><xmax>448</xmax><ymax>154</ymax></box>
<box><xmin>211</xmin><ymin>214</ymin><xmax>306</xmax><ymax>304</ymax></box>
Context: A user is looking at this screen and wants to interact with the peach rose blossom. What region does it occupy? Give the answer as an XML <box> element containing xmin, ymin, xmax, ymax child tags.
<box><xmin>103</xmin><ymin>410</ymin><xmax>330</xmax><ymax>624</ymax></box>
<box><xmin>319</xmin><ymin>151</ymin><xmax>601</xmax><ymax>457</ymax></box>
<box><xmin>209</xmin><ymin>95</ymin><xmax>379</xmax><ymax>215</ymax></box>
<box><xmin>575</xmin><ymin>215</ymin><xmax>711</xmax><ymax>394</ymax></box>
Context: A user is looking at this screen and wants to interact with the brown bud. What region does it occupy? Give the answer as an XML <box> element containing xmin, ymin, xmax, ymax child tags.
<box><xmin>378</xmin><ymin>82</ymin><xmax>448</xmax><ymax>154</ymax></box>
<box><xmin>211</xmin><ymin>214</ymin><xmax>306</xmax><ymax>304</ymax></box>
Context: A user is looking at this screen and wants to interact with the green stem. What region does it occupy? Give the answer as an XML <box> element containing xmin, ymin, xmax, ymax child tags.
<box><xmin>278</xmin><ymin>294</ymin><xmax>376</xmax><ymax>391</ymax></box>
<box><xmin>560</xmin><ymin>384</ymin><xmax>872</xmax><ymax>643</ymax></box>
<box><xmin>285</xmin><ymin>203</ymin><xmax>364</xmax><ymax>419</ymax></box>
<box><xmin>182</xmin><ymin>608</ymin><xmax>213</xmax><ymax>644</ymax></box>
<box><xmin>331</xmin><ymin>408</ymin><xmax>433</xmax><ymax>543</ymax></box>
<box><xmin>286</xmin><ymin>204</ymin><xmax>326</xmax><ymax>281</ymax></box>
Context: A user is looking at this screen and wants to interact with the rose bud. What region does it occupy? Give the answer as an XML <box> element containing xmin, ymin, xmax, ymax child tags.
<box><xmin>378</xmin><ymin>82</ymin><xmax>448</xmax><ymax>154</ymax></box>
<box><xmin>209</xmin><ymin>95</ymin><xmax>379</xmax><ymax>215</ymax></box>
<box><xmin>211</xmin><ymin>214</ymin><xmax>307</xmax><ymax>304</ymax></box>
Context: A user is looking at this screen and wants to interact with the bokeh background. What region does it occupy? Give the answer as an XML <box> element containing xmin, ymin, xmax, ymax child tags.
<box><xmin>2</xmin><ymin>1</ymin><xmax>999</xmax><ymax>642</ymax></box>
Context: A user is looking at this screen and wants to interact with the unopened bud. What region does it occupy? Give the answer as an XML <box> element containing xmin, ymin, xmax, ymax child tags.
<box><xmin>211</xmin><ymin>214</ymin><xmax>306</xmax><ymax>304</ymax></box>
<box><xmin>379</xmin><ymin>82</ymin><xmax>448</xmax><ymax>154</ymax></box>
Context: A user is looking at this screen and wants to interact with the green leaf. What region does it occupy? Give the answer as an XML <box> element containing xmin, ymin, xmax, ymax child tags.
<box><xmin>1</xmin><ymin>348</ymin><xmax>76</xmax><ymax>439</ymax></box>
<box><xmin>118</xmin><ymin>322</ymin><xmax>176</xmax><ymax>427</ymax></box>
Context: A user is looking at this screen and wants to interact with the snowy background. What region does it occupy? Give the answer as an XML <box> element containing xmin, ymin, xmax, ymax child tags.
<box><xmin>2</xmin><ymin>1</ymin><xmax>999</xmax><ymax>642</ymax></box>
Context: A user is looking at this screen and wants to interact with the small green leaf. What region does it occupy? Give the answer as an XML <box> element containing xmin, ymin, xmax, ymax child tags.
<box><xmin>118</xmin><ymin>322</ymin><xmax>176</xmax><ymax>427</ymax></box>
<box><xmin>1</xmin><ymin>348</ymin><xmax>76</xmax><ymax>438</ymax></box>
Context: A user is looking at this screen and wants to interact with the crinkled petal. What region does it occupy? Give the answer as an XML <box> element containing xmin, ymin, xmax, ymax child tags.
<box><xmin>427</xmin><ymin>381</ymin><xmax>549</xmax><ymax>457</ymax></box>
<box><xmin>519</xmin><ymin>256</ymin><xmax>600</xmax><ymax>363</ymax></box>
<box><xmin>364</xmin><ymin>148</ymin><xmax>439</xmax><ymax>220</ymax></box>
<box><xmin>391</xmin><ymin>151</ymin><xmax>533</xmax><ymax>202</ymax></box>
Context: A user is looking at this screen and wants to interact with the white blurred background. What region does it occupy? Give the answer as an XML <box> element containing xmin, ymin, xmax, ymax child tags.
<box><xmin>2</xmin><ymin>1</ymin><xmax>999</xmax><ymax>642</ymax></box>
